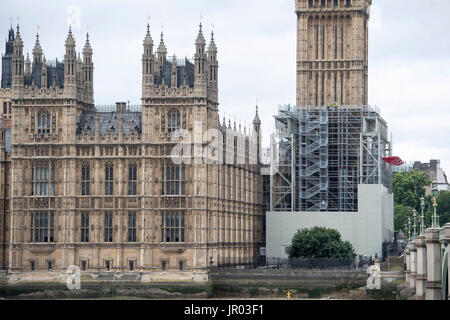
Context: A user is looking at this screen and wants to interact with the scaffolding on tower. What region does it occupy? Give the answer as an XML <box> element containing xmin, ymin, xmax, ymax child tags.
<box><xmin>270</xmin><ymin>104</ymin><xmax>392</xmax><ymax>213</ymax></box>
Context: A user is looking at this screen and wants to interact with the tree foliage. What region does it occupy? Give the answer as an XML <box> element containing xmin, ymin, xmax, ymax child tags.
<box><xmin>393</xmin><ymin>169</ymin><xmax>430</xmax><ymax>209</ymax></box>
<box><xmin>437</xmin><ymin>190</ymin><xmax>450</xmax><ymax>226</ymax></box>
<box><xmin>394</xmin><ymin>205</ymin><xmax>414</xmax><ymax>233</ymax></box>
<box><xmin>393</xmin><ymin>169</ymin><xmax>450</xmax><ymax>230</ymax></box>
<box><xmin>288</xmin><ymin>227</ymin><xmax>356</xmax><ymax>260</ymax></box>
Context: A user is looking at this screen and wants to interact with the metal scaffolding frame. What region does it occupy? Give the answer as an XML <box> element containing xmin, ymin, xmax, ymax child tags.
<box><xmin>270</xmin><ymin>105</ymin><xmax>392</xmax><ymax>213</ymax></box>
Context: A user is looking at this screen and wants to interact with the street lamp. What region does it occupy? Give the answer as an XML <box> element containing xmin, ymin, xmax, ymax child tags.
<box><xmin>431</xmin><ymin>181</ymin><xmax>439</xmax><ymax>228</ymax></box>
<box><xmin>420</xmin><ymin>196</ymin><xmax>425</xmax><ymax>235</ymax></box>
<box><xmin>407</xmin><ymin>216</ymin><xmax>412</xmax><ymax>241</ymax></box>
<box><xmin>412</xmin><ymin>209</ymin><xmax>417</xmax><ymax>240</ymax></box>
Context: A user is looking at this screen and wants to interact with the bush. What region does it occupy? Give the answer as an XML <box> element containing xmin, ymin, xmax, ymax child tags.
<box><xmin>288</xmin><ymin>227</ymin><xmax>356</xmax><ymax>260</ymax></box>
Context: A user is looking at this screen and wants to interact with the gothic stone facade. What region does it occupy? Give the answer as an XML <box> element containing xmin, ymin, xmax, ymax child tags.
<box><xmin>296</xmin><ymin>0</ymin><xmax>370</xmax><ymax>108</ymax></box>
<box><xmin>0</xmin><ymin>24</ymin><xmax>264</xmax><ymax>274</ymax></box>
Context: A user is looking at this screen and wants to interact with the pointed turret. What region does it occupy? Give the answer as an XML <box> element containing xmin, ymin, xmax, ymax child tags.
<box><xmin>64</xmin><ymin>26</ymin><xmax>77</xmax><ymax>91</ymax></box>
<box><xmin>194</xmin><ymin>23</ymin><xmax>207</xmax><ymax>90</ymax></box>
<box><xmin>157</xmin><ymin>32</ymin><xmax>167</xmax><ymax>64</ymax></box>
<box><xmin>142</xmin><ymin>24</ymin><xmax>155</xmax><ymax>96</ymax></box>
<box><xmin>65</xmin><ymin>26</ymin><xmax>76</xmax><ymax>47</ymax></box>
<box><xmin>208</xmin><ymin>31</ymin><xmax>217</xmax><ymax>59</ymax></box>
<box><xmin>82</xmin><ymin>33</ymin><xmax>94</xmax><ymax>97</ymax></box>
<box><xmin>253</xmin><ymin>105</ymin><xmax>261</xmax><ymax>129</ymax></box>
<box><xmin>143</xmin><ymin>24</ymin><xmax>154</xmax><ymax>53</ymax></box>
<box><xmin>207</xmin><ymin>30</ymin><xmax>218</xmax><ymax>99</ymax></box>
<box><xmin>12</xmin><ymin>24</ymin><xmax>24</xmax><ymax>91</ymax></box>
<box><xmin>253</xmin><ymin>104</ymin><xmax>261</xmax><ymax>165</ymax></box>
<box><xmin>32</xmin><ymin>33</ymin><xmax>43</xmax><ymax>65</ymax></box>
<box><xmin>195</xmin><ymin>23</ymin><xmax>206</xmax><ymax>52</ymax></box>
<box><xmin>83</xmin><ymin>33</ymin><xmax>92</xmax><ymax>57</ymax></box>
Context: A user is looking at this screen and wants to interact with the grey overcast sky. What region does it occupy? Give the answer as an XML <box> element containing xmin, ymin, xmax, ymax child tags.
<box><xmin>1</xmin><ymin>0</ymin><xmax>449</xmax><ymax>174</ymax></box>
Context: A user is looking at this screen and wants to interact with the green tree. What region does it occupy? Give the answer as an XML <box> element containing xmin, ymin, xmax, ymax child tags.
<box><xmin>288</xmin><ymin>227</ymin><xmax>356</xmax><ymax>260</ymax></box>
<box><xmin>393</xmin><ymin>169</ymin><xmax>430</xmax><ymax>209</ymax></box>
<box><xmin>394</xmin><ymin>205</ymin><xmax>414</xmax><ymax>233</ymax></box>
<box><xmin>437</xmin><ymin>190</ymin><xmax>450</xmax><ymax>226</ymax></box>
<box><xmin>393</xmin><ymin>170</ymin><xmax>432</xmax><ymax>230</ymax></box>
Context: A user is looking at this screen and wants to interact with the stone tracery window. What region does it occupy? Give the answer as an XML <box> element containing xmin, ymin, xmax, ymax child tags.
<box><xmin>128</xmin><ymin>212</ymin><xmax>137</xmax><ymax>242</ymax></box>
<box><xmin>128</xmin><ymin>162</ymin><xmax>137</xmax><ymax>195</ymax></box>
<box><xmin>167</xmin><ymin>109</ymin><xmax>181</xmax><ymax>135</ymax></box>
<box><xmin>30</xmin><ymin>211</ymin><xmax>54</xmax><ymax>243</ymax></box>
<box><xmin>81</xmin><ymin>212</ymin><xmax>90</xmax><ymax>242</ymax></box>
<box><xmin>32</xmin><ymin>161</ymin><xmax>55</xmax><ymax>196</ymax></box>
<box><xmin>104</xmin><ymin>212</ymin><xmax>113</xmax><ymax>242</ymax></box>
<box><xmin>161</xmin><ymin>211</ymin><xmax>185</xmax><ymax>243</ymax></box>
<box><xmin>161</xmin><ymin>162</ymin><xmax>185</xmax><ymax>195</ymax></box>
<box><xmin>37</xmin><ymin>110</ymin><xmax>51</xmax><ymax>134</ymax></box>
<box><xmin>82</xmin><ymin>163</ymin><xmax>90</xmax><ymax>196</ymax></box>
<box><xmin>105</xmin><ymin>162</ymin><xmax>114</xmax><ymax>195</ymax></box>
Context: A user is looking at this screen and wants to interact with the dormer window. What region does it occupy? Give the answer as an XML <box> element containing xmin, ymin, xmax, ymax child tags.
<box><xmin>37</xmin><ymin>111</ymin><xmax>51</xmax><ymax>134</ymax></box>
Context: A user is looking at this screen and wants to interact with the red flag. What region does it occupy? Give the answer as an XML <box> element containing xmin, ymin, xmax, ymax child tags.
<box><xmin>383</xmin><ymin>156</ymin><xmax>404</xmax><ymax>166</ymax></box>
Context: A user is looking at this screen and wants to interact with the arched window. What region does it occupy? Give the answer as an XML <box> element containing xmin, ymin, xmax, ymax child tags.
<box><xmin>37</xmin><ymin>111</ymin><xmax>51</xmax><ymax>134</ymax></box>
<box><xmin>167</xmin><ymin>109</ymin><xmax>181</xmax><ymax>135</ymax></box>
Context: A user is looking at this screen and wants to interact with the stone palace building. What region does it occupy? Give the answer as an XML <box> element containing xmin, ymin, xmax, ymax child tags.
<box><xmin>0</xmin><ymin>23</ymin><xmax>264</xmax><ymax>277</ymax></box>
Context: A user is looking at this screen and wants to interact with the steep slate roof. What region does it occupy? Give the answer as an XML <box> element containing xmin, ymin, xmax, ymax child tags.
<box><xmin>1</xmin><ymin>27</ymin><xmax>15</xmax><ymax>88</ymax></box>
<box><xmin>154</xmin><ymin>58</ymin><xmax>195</xmax><ymax>88</ymax></box>
<box><xmin>76</xmin><ymin>111</ymin><xmax>142</xmax><ymax>135</ymax></box>
<box><xmin>25</xmin><ymin>60</ymin><xmax>64</xmax><ymax>88</ymax></box>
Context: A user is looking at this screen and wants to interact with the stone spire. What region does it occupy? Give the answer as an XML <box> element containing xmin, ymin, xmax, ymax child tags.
<box><xmin>142</xmin><ymin>24</ymin><xmax>155</xmax><ymax>97</ymax></box>
<box><xmin>207</xmin><ymin>30</ymin><xmax>218</xmax><ymax>99</ymax></box>
<box><xmin>143</xmin><ymin>24</ymin><xmax>153</xmax><ymax>49</ymax></box>
<box><xmin>12</xmin><ymin>24</ymin><xmax>24</xmax><ymax>90</ymax></box>
<box><xmin>82</xmin><ymin>33</ymin><xmax>94</xmax><ymax>96</ymax></box>
<box><xmin>195</xmin><ymin>23</ymin><xmax>207</xmax><ymax>88</ymax></box>
<box><xmin>157</xmin><ymin>32</ymin><xmax>167</xmax><ymax>63</ymax></box>
<box><xmin>13</xmin><ymin>24</ymin><xmax>23</xmax><ymax>49</ymax></box>
<box><xmin>195</xmin><ymin>23</ymin><xmax>206</xmax><ymax>48</ymax></box>
<box><xmin>65</xmin><ymin>26</ymin><xmax>76</xmax><ymax>47</ymax></box>
<box><xmin>253</xmin><ymin>104</ymin><xmax>261</xmax><ymax>165</ymax></box>
<box><xmin>64</xmin><ymin>26</ymin><xmax>77</xmax><ymax>90</ymax></box>
<box><xmin>83</xmin><ymin>33</ymin><xmax>92</xmax><ymax>56</ymax></box>
<box><xmin>32</xmin><ymin>33</ymin><xmax>43</xmax><ymax>64</ymax></box>
<box><xmin>208</xmin><ymin>31</ymin><xmax>217</xmax><ymax>55</ymax></box>
<box><xmin>253</xmin><ymin>104</ymin><xmax>261</xmax><ymax>128</ymax></box>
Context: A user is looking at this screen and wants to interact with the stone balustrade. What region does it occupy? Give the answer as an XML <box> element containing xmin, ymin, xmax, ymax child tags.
<box><xmin>403</xmin><ymin>223</ymin><xmax>450</xmax><ymax>300</ymax></box>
